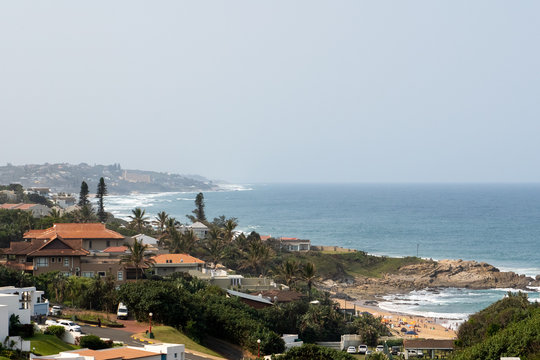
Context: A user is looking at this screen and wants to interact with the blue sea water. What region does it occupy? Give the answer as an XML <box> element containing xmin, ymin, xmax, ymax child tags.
<box><xmin>105</xmin><ymin>183</ymin><xmax>540</xmax><ymax>319</ymax></box>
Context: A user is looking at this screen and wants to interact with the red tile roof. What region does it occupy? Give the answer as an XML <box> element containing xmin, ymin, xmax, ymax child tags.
<box><xmin>152</xmin><ymin>253</ymin><xmax>204</xmax><ymax>264</ymax></box>
<box><xmin>2</xmin><ymin>237</ymin><xmax>88</xmax><ymax>257</ymax></box>
<box><xmin>24</xmin><ymin>223</ymin><xmax>125</xmax><ymax>240</ymax></box>
<box><xmin>103</xmin><ymin>246</ymin><xmax>128</xmax><ymax>253</ymax></box>
<box><xmin>75</xmin><ymin>347</ymin><xmax>158</xmax><ymax>360</ymax></box>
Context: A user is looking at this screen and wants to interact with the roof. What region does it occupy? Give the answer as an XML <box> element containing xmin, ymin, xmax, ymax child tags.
<box><xmin>2</xmin><ymin>237</ymin><xmax>88</xmax><ymax>257</ymax></box>
<box><xmin>1</xmin><ymin>203</ymin><xmax>37</xmax><ymax>210</ymax></box>
<box><xmin>226</xmin><ymin>289</ymin><xmax>273</xmax><ymax>305</ymax></box>
<box><xmin>24</xmin><ymin>223</ymin><xmax>125</xmax><ymax>240</ymax></box>
<box><xmin>404</xmin><ymin>339</ymin><xmax>455</xmax><ymax>350</ymax></box>
<box><xmin>190</xmin><ymin>222</ymin><xmax>208</xmax><ymax>229</ymax></box>
<box><xmin>133</xmin><ymin>234</ymin><xmax>158</xmax><ymax>245</ymax></box>
<box><xmin>152</xmin><ymin>253</ymin><xmax>205</xmax><ymax>264</ymax></box>
<box><xmin>74</xmin><ymin>347</ymin><xmax>159</xmax><ymax>360</ymax></box>
<box><xmin>103</xmin><ymin>246</ymin><xmax>128</xmax><ymax>253</ymax></box>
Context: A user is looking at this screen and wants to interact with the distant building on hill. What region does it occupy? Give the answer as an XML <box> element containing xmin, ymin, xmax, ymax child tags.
<box><xmin>0</xmin><ymin>203</ymin><xmax>50</xmax><ymax>217</ymax></box>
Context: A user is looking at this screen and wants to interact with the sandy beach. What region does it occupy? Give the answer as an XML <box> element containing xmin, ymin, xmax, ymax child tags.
<box><xmin>333</xmin><ymin>298</ymin><xmax>457</xmax><ymax>340</ymax></box>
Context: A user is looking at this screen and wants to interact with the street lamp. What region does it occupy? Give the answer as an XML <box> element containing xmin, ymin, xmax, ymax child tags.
<box><xmin>148</xmin><ymin>312</ymin><xmax>154</xmax><ymax>339</ymax></box>
<box><xmin>257</xmin><ymin>339</ymin><xmax>261</xmax><ymax>358</ymax></box>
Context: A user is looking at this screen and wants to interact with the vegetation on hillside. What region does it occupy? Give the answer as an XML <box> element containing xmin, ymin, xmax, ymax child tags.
<box><xmin>452</xmin><ymin>292</ymin><xmax>540</xmax><ymax>360</ymax></box>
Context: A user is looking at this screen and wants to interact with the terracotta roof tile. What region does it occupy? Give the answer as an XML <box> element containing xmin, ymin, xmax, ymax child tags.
<box><xmin>75</xmin><ymin>347</ymin><xmax>159</xmax><ymax>360</ymax></box>
<box><xmin>152</xmin><ymin>253</ymin><xmax>204</xmax><ymax>264</ymax></box>
<box><xmin>24</xmin><ymin>223</ymin><xmax>124</xmax><ymax>240</ymax></box>
<box><xmin>103</xmin><ymin>246</ymin><xmax>128</xmax><ymax>253</ymax></box>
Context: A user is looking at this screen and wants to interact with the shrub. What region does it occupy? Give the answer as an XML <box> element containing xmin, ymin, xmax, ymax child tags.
<box><xmin>79</xmin><ymin>335</ymin><xmax>112</xmax><ymax>350</ymax></box>
<box><xmin>44</xmin><ymin>325</ymin><xmax>65</xmax><ymax>338</ymax></box>
<box><xmin>273</xmin><ymin>344</ymin><xmax>355</xmax><ymax>360</ymax></box>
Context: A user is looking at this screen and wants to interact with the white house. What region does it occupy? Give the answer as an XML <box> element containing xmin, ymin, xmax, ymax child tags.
<box><xmin>189</xmin><ymin>222</ymin><xmax>209</xmax><ymax>239</ymax></box>
<box><xmin>0</xmin><ymin>286</ymin><xmax>45</xmax><ymax>351</ymax></box>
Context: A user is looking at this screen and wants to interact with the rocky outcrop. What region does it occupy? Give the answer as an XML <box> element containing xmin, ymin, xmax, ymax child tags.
<box><xmin>322</xmin><ymin>259</ymin><xmax>539</xmax><ymax>298</ymax></box>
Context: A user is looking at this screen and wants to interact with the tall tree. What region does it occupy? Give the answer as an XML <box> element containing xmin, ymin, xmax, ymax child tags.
<box><xmin>129</xmin><ymin>208</ymin><xmax>149</xmax><ymax>233</ymax></box>
<box><xmin>192</xmin><ymin>192</ymin><xmax>206</xmax><ymax>222</ymax></box>
<box><xmin>78</xmin><ymin>181</ymin><xmax>90</xmax><ymax>206</ymax></box>
<box><xmin>153</xmin><ymin>211</ymin><xmax>169</xmax><ymax>235</ymax></box>
<box><xmin>96</xmin><ymin>177</ymin><xmax>108</xmax><ymax>222</ymax></box>
<box><xmin>121</xmin><ymin>238</ymin><xmax>155</xmax><ymax>280</ymax></box>
<box><xmin>302</xmin><ymin>262</ymin><xmax>318</xmax><ymax>300</ymax></box>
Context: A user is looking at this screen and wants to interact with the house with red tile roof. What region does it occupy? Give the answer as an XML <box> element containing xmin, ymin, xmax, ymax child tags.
<box><xmin>151</xmin><ymin>253</ymin><xmax>205</xmax><ymax>276</ymax></box>
<box><xmin>24</xmin><ymin>223</ymin><xmax>126</xmax><ymax>251</ymax></box>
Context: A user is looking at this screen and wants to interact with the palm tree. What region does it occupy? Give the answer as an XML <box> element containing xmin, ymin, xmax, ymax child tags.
<box><xmin>182</xmin><ymin>229</ymin><xmax>198</xmax><ymax>253</ymax></box>
<box><xmin>243</xmin><ymin>240</ymin><xmax>271</xmax><ymax>275</ymax></box>
<box><xmin>223</xmin><ymin>218</ymin><xmax>238</xmax><ymax>243</ymax></box>
<box><xmin>121</xmin><ymin>238</ymin><xmax>155</xmax><ymax>280</ymax></box>
<box><xmin>153</xmin><ymin>211</ymin><xmax>169</xmax><ymax>235</ymax></box>
<box><xmin>129</xmin><ymin>208</ymin><xmax>149</xmax><ymax>233</ymax></box>
<box><xmin>302</xmin><ymin>262</ymin><xmax>317</xmax><ymax>300</ymax></box>
<box><xmin>204</xmin><ymin>228</ymin><xmax>226</xmax><ymax>267</ymax></box>
<box><xmin>47</xmin><ymin>208</ymin><xmax>63</xmax><ymax>222</ymax></box>
<box><xmin>276</xmin><ymin>259</ymin><xmax>302</xmax><ymax>287</ymax></box>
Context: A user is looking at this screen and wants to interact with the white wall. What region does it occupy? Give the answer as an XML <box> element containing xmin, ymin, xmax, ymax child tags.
<box><xmin>0</xmin><ymin>305</ymin><xmax>9</xmax><ymax>344</ymax></box>
<box><xmin>142</xmin><ymin>344</ymin><xmax>186</xmax><ymax>360</ymax></box>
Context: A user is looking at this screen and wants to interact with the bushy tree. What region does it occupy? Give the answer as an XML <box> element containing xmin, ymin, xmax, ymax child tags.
<box><xmin>96</xmin><ymin>177</ymin><xmax>108</xmax><ymax>222</ymax></box>
<box><xmin>78</xmin><ymin>181</ymin><xmax>90</xmax><ymax>206</ymax></box>
<box><xmin>274</xmin><ymin>344</ymin><xmax>355</xmax><ymax>360</ymax></box>
<box><xmin>79</xmin><ymin>335</ymin><xmax>112</xmax><ymax>350</ymax></box>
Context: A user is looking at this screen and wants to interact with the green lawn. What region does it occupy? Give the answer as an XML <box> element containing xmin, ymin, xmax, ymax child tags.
<box><xmin>0</xmin><ymin>356</ymin><xmax>12</xmax><ymax>360</ymax></box>
<box><xmin>26</xmin><ymin>334</ymin><xmax>79</xmax><ymax>355</ymax></box>
<box><xmin>149</xmin><ymin>326</ymin><xmax>222</xmax><ymax>358</ymax></box>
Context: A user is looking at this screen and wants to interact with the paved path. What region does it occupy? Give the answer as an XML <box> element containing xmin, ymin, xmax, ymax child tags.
<box><xmin>80</xmin><ymin>325</ymin><xmax>223</xmax><ymax>360</ymax></box>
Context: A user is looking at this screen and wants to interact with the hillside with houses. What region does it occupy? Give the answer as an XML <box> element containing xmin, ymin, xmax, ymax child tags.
<box><xmin>0</xmin><ymin>163</ymin><xmax>220</xmax><ymax>194</ymax></box>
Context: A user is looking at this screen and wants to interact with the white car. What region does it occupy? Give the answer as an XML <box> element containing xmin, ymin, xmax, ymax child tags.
<box><xmin>57</xmin><ymin>320</ymin><xmax>81</xmax><ymax>332</ymax></box>
<box><xmin>358</xmin><ymin>345</ymin><xmax>368</xmax><ymax>354</ymax></box>
<box><xmin>45</xmin><ymin>319</ymin><xmax>58</xmax><ymax>326</ymax></box>
<box><xmin>50</xmin><ymin>305</ymin><xmax>62</xmax><ymax>316</ymax></box>
<box><xmin>346</xmin><ymin>346</ymin><xmax>357</xmax><ymax>354</ymax></box>
<box><xmin>376</xmin><ymin>345</ymin><xmax>384</xmax><ymax>352</ymax></box>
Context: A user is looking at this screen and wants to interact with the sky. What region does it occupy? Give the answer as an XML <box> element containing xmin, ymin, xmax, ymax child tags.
<box><xmin>1</xmin><ymin>1</ymin><xmax>539</xmax><ymax>184</ymax></box>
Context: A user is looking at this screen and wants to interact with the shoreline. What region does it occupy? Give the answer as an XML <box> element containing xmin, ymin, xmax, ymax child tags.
<box><xmin>332</xmin><ymin>297</ymin><xmax>459</xmax><ymax>340</ymax></box>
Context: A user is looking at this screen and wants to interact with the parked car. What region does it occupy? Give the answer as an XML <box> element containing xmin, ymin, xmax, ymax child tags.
<box><xmin>117</xmin><ymin>303</ymin><xmax>128</xmax><ymax>320</ymax></box>
<box><xmin>346</xmin><ymin>346</ymin><xmax>357</xmax><ymax>354</ymax></box>
<box><xmin>358</xmin><ymin>344</ymin><xmax>368</xmax><ymax>354</ymax></box>
<box><xmin>391</xmin><ymin>346</ymin><xmax>400</xmax><ymax>355</ymax></box>
<box><xmin>50</xmin><ymin>305</ymin><xmax>62</xmax><ymax>316</ymax></box>
<box><xmin>57</xmin><ymin>320</ymin><xmax>81</xmax><ymax>332</ymax></box>
<box><xmin>376</xmin><ymin>345</ymin><xmax>384</xmax><ymax>352</ymax></box>
<box><xmin>407</xmin><ymin>349</ymin><xmax>424</xmax><ymax>358</ymax></box>
<box><xmin>45</xmin><ymin>319</ymin><xmax>58</xmax><ymax>326</ymax></box>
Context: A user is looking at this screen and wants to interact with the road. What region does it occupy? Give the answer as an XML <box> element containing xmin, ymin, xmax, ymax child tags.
<box><xmin>80</xmin><ymin>325</ymin><xmax>222</xmax><ymax>360</ymax></box>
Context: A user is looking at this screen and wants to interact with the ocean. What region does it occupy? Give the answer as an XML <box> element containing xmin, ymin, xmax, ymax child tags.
<box><xmin>104</xmin><ymin>183</ymin><xmax>540</xmax><ymax>320</ymax></box>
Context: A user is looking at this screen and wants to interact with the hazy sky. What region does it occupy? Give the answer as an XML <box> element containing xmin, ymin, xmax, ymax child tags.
<box><xmin>1</xmin><ymin>1</ymin><xmax>539</xmax><ymax>183</ymax></box>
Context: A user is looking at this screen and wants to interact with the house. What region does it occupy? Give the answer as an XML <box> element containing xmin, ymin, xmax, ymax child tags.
<box><xmin>403</xmin><ymin>339</ymin><xmax>455</xmax><ymax>359</ymax></box>
<box><xmin>188</xmin><ymin>222</ymin><xmax>209</xmax><ymax>239</ymax></box>
<box><xmin>51</xmin><ymin>194</ymin><xmax>76</xmax><ymax>208</ymax></box>
<box><xmin>0</xmin><ymin>203</ymin><xmax>51</xmax><ymax>217</ymax></box>
<box><xmin>23</xmin><ymin>223</ymin><xmax>126</xmax><ymax>251</ymax></box>
<box><xmin>279</xmin><ymin>237</ymin><xmax>311</xmax><ymax>251</ymax></box>
<box><xmin>151</xmin><ymin>254</ymin><xmax>205</xmax><ymax>276</ymax></box>
<box><xmin>0</xmin><ymin>190</ymin><xmax>17</xmax><ymax>202</ymax></box>
<box><xmin>189</xmin><ymin>268</ymin><xmax>277</xmax><ymax>290</ymax></box>
<box><xmin>31</xmin><ymin>344</ymin><xmax>185</xmax><ymax>360</ymax></box>
<box><xmin>0</xmin><ymin>286</ymin><xmax>47</xmax><ymax>351</ymax></box>
<box><xmin>1</xmin><ymin>224</ymin><xmax>137</xmax><ymax>283</ymax></box>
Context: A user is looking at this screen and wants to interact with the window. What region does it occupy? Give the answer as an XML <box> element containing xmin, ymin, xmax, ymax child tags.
<box><xmin>64</xmin><ymin>258</ymin><xmax>69</xmax><ymax>267</ymax></box>
<box><xmin>57</xmin><ymin>257</ymin><xmax>61</xmax><ymax>263</ymax></box>
<box><xmin>117</xmin><ymin>271</ymin><xmax>123</xmax><ymax>281</ymax></box>
<box><xmin>82</xmin><ymin>272</ymin><xmax>94</xmax><ymax>278</ymax></box>
<box><xmin>106</xmin><ymin>240</ymin><xmax>110</xmax><ymax>247</ymax></box>
<box><xmin>36</xmin><ymin>258</ymin><xmax>48</xmax><ymax>267</ymax></box>
<box><xmin>51</xmin><ymin>257</ymin><xmax>55</xmax><ymax>263</ymax></box>
<box><xmin>98</xmin><ymin>271</ymin><xmax>106</xmax><ymax>277</ymax></box>
<box><xmin>89</xmin><ymin>240</ymin><xmax>92</xmax><ymax>249</ymax></box>
<box><xmin>174</xmin><ymin>354</ymin><xmax>177</xmax><ymax>358</ymax></box>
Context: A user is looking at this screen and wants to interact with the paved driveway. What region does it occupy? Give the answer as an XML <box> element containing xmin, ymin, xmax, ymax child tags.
<box><xmin>80</xmin><ymin>325</ymin><xmax>224</xmax><ymax>360</ymax></box>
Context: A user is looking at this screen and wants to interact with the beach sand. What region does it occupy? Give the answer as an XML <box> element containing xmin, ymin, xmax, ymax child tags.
<box><xmin>333</xmin><ymin>298</ymin><xmax>457</xmax><ymax>340</ymax></box>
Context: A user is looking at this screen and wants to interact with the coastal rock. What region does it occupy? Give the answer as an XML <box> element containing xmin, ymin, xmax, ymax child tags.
<box><xmin>334</xmin><ymin>259</ymin><xmax>536</xmax><ymax>297</ymax></box>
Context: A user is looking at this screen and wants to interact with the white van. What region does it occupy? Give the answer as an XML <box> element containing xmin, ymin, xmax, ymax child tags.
<box><xmin>117</xmin><ymin>303</ymin><xmax>128</xmax><ymax>320</ymax></box>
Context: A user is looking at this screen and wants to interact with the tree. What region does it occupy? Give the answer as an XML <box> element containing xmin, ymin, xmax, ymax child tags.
<box><xmin>204</xmin><ymin>228</ymin><xmax>226</xmax><ymax>267</ymax></box>
<box><xmin>129</xmin><ymin>208</ymin><xmax>149</xmax><ymax>233</ymax></box>
<box><xmin>275</xmin><ymin>259</ymin><xmax>302</xmax><ymax>287</ymax></box>
<box><xmin>191</xmin><ymin>192</ymin><xmax>206</xmax><ymax>222</ymax></box>
<box><xmin>302</xmin><ymin>262</ymin><xmax>317</xmax><ymax>300</ymax></box>
<box><xmin>96</xmin><ymin>177</ymin><xmax>108</xmax><ymax>222</ymax></box>
<box><xmin>153</xmin><ymin>211</ymin><xmax>169</xmax><ymax>235</ymax></box>
<box><xmin>121</xmin><ymin>238</ymin><xmax>155</xmax><ymax>280</ymax></box>
<box><xmin>78</xmin><ymin>181</ymin><xmax>90</xmax><ymax>206</ymax></box>
<box><xmin>275</xmin><ymin>344</ymin><xmax>355</xmax><ymax>360</ymax></box>
<box><xmin>223</xmin><ymin>218</ymin><xmax>238</xmax><ymax>243</ymax></box>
